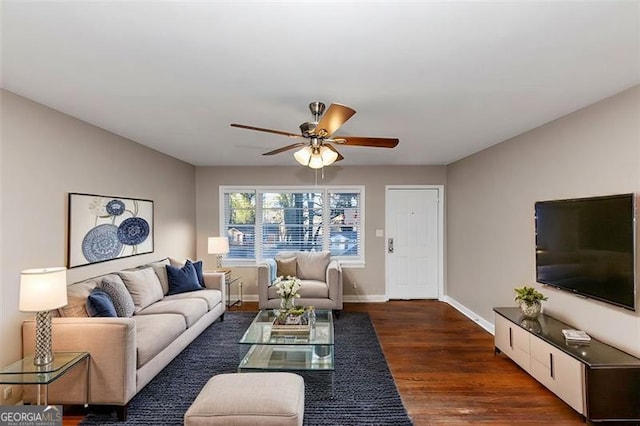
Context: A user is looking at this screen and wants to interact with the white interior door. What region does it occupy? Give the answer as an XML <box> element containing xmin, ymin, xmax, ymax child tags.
<box><xmin>386</xmin><ymin>187</ymin><xmax>441</xmax><ymax>299</ymax></box>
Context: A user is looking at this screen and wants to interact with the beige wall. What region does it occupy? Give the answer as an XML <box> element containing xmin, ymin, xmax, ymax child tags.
<box><xmin>0</xmin><ymin>91</ymin><xmax>197</xmax><ymax>382</ymax></box>
<box><xmin>447</xmin><ymin>85</ymin><xmax>640</xmax><ymax>355</ymax></box>
<box><xmin>195</xmin><ymin>165</ymin><xmax>447</xmax><ymax>299</ymax></box>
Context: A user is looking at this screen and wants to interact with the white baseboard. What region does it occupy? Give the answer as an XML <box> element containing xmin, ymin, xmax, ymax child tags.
<box><xmin>240</xmin><ymin>294</ymin><xmax>388</xmax><ymax>303</ymax></box>
<box><xmin>343</xmin><ymin>295</ymin><xmax>388</xmax><ymax>303</ymax></box>
<box><xmin>441</xmin><ymin>295</ymin><xmax>495</xmax><ymax>335</ymax></box>
<box><xmin>241</xmin><ymin>294</ymin><xmax>496</xmax><ymax>333</ymax></box>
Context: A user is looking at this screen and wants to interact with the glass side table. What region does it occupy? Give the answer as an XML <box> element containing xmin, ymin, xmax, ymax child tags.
<box><xmin>226</xmin><ymin>276</ymin><xmax>243</xmax><ymax>308</ymax></box>
<box><xmin>0</xmin><ymin>352</ymin><xmax>90</xmax><ymax>406</ymax></box>
<box><xmin>212</xmin><ymin>268</ymin><xmax>243</xmax><ymax>308</ymax></box>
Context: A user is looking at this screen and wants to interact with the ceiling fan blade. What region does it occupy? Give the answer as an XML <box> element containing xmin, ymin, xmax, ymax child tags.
<box><xmin>262</xmin><ymin>142</ymin><xmax>306</xmax><ymax>156</ymax></box>
<box><xmin>324</xmin><ymin>143</ymin><xmax>344</xmax><ymax>161</ymax></box>
<box><xmin>231</xmin><ymin>123</ymin><xmax>302</xmax><ymax>138</ymax></box>
<box><xmin>314</xmin><ymin>103</ymin><xmax>356</xmax><ymax>138</ymax></box>
<box><xmin>333</xmin><ymin>136</ymin><xmax>399</xmax><ymax>148</ymax></box>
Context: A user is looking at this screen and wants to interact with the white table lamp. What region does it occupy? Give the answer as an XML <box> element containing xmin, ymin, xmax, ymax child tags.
<box><xmin>19</xmin><ymin>267</ymin><xmax>68</xmax><ymax>365</ymax></box>
<box><xmin>208</xmin><ymin>237</ymin><xmax>229</xmax><ymax>270</ymax></box>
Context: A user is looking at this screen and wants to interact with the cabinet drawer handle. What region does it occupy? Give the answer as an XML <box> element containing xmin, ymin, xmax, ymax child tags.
<box><xmin>509</xmin><ymin>327</ymin><xmax>513</xmax><ymax>349</ymax></box>
<box><xmin>549</xmin><ymin>353</ymin><xmax>554</xmax><ymax>379</ymax></box>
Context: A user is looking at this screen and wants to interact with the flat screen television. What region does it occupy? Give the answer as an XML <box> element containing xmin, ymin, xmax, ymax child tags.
<box><xmin>535</xmin><ymin>193</ymin><xmax>637</xmax><ymax>311</ymax></box>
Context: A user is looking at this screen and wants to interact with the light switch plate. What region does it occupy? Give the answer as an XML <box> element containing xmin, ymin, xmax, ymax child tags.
<box><xmin>375</xmin><ymin>229</ymin><xmax>384</xmax><ymax>237</ymax></box>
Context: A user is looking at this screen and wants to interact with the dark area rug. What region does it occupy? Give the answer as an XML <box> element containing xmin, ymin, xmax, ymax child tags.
<box><xmin>80</xmin><ymin>311</ymin><xmax>412</xmax><ymax>425</ymax></box>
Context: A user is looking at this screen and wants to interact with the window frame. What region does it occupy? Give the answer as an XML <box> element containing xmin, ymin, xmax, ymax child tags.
<box><xmin>219</xmin><ymin>185</ymin><xmax>365</xmax><ymax>267</ymax></box>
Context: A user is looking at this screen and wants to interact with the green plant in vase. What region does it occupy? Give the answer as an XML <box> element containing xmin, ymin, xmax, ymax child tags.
<box><xmin>514</xmin><ymin>286</ymin><xmax>548</xmax><ymax>318</ymax></box>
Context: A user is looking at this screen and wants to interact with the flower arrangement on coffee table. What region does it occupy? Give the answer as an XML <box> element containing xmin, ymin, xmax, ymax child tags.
<box><xmin>274</xmin><ymin>276</ymin><xmax>305</xmax><ymax>325</ymax></box>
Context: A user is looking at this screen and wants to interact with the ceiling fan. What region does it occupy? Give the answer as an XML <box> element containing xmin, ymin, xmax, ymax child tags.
<box><xmin>230</xmin><ymin>101</ymin><xmax>399</xmax><ymax>168</ymax></box>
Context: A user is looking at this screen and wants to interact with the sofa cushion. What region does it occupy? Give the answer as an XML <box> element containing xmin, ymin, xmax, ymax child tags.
<box><xmin>163</xmin><ymin>289</ymin><xmax>223</xmax><ymax>310</ymax></box>
<box><xmin>58</xmin><ymin>278</ymin><xmax>99</xmax><ymax>317</ymax></box>
<box><xmin>191</xmin><ymin>260</ymin><xmax>205</xmax><ymax>287</ymax></box>
<box><xmin>268</xmin><ymin>279</ymin><xmax>328</xmax><ymax>299</ymax></box>
<box><xmin>118</xmin><ymin>268</ymin><xmax>164</xmax><ymax>314</ymax></box>
<box><xmin>100</xmin><ymin>275</ymin><xmax>135</xmax><ymax>317</ymax></box>
<box><xmin>166</xmin><ymin>261</ymin><xmax>202</xmax><ymax>295</ymax></box>
<box><xmin>276</xmin><ymin>257</ymin><xmax>297</xmax><ymax>278</ymax></box>
<box><xmin>137</xmin><ymin>298</ymin><xmax>208</xmax><ymax>328</ymax></box>
<box><xmin>133</xmin><ymin>313</ymin><xmax>186</xmax><ymax>368</ymax></box>
<box><xmin>295</xmin><ymin>251</ymin><xmax>330</xmax><ymax>281</ymax></box>
<box><xmin>168</xmin><ymin>258</ymin><xmax>205</xmax><ymax>286</ymax></box>
<box><xmin>86</xmin><ymin>289</ymin><xmax>117</xmax><ymax>317</ymax></box>
<box><xmin>149</xmin><ymin>259</ymin><xmax>171</xmax><ymax>295</ymax></box>
<box><xmin>169</xmin><ymin>257</ymin><xmax>185</xmax><ymax>267</ymax></box>
<box><xmin>59</xmin><ymin>301</ymin><xmax>89</xmax><ymax>318</ymax></box>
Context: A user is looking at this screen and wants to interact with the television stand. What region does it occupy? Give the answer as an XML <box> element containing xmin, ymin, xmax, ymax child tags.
<box><xmin>494</xmin><ymin>307</ymin><xmax>640</xmax><ymax>422</ymax></box>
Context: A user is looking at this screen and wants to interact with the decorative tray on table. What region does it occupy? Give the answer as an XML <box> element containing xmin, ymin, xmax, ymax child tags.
<box><xmin>270</xmin><ymin>313</ymin><xmax>311</xmax><ymax>336</ymax></box>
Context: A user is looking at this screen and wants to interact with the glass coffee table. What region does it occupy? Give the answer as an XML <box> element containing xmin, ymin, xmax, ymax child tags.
<box><xmin>238</xmin><ymin>310</ymin><xmax>334</xmax><ymax>397</ymax></box>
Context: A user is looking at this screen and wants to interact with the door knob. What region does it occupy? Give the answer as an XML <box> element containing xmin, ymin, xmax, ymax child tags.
<box><xmin>388</xmin><ymin>238</ymin><xmax>394</xmax><ymax>253</ymax></box>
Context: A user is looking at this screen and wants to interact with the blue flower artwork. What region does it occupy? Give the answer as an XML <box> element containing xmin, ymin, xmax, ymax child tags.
<box><xmin>117</xmin><ymin>217</ymin><xmax>150</xmax><ymax>245</ymax></box>
<box><xmin>82</xmin><ymin>224</ymin><xmax>123</xmax><ymax>262</ymax></box>
<box><xmin>106</xmin><ymin>199</ymin><xmax>126</xmax><ymax>216</ymax></box>
<box><xmin>68</xmin><ymin>193</ymin><xmax>154</xmax><ymax>268</ymax></box>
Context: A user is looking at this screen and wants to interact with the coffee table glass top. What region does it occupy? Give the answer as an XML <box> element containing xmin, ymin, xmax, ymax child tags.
<box><xmin>239</xmin><ymin>309</ymin><xmax>334</xmax><ymax>346</ymax></box>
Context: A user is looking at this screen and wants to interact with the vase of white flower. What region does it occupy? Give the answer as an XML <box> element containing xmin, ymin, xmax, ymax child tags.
<box><xmin>275</xmin><ymin>276</ymin><xmax>302</xmax><ymax>312</ymax></box>
<box><xmin>281</xmin><ymin>297</ymin><xmax>294</xmax><ymax>310</ymax></box>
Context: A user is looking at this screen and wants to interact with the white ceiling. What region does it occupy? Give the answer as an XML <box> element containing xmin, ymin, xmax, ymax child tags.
<box><xmin>2</xmin><ymin>1</ymin><xmax>639</xmax><ymax>167</ymax></box>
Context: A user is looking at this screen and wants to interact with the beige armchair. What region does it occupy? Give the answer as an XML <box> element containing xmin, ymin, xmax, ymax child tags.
<box><xmin>257</xmin><ymin>251</ymin><xmax>343</xmax><ymax>312</ymax></box>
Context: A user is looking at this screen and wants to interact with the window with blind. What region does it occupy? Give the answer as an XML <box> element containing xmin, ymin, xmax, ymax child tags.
<box><xmin>220</xmin><ymin>186</ymin><xmax>364</xmax><ymax>264</ymax></box>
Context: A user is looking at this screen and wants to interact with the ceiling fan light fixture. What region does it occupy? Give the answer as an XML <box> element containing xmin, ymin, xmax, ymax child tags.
<box><xmin>231</xmin><ymin>101</ymin><xmax>399</xmax><ymax>167</ymax></box>
<box><xmin>308</xmin><ymin>152</ymin><xmax>324</xmax><ymax>169</ymax></box>
<box><xmin>320</xmin><ymin>145</ymin><xmax>338</xmax><ymax>166</ymax></box>
<box><xmin>294</xmin><ymin>146</ymin><xmax>312</xmax><ymax>166</ymax></box>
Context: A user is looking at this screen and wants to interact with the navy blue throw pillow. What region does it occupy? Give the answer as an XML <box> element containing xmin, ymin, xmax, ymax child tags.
<box><xmin>166</xmin><ymin>261</ymin><xmax>202</xmax><ymax>295</ymax></box>
<box><xmin>188</xmin><ymin>260</ymin><xmax>205</xmax><ymax>288</ymax></box>
<box><xmin>86</xmin><ymin>289</ymin><xmax>117</xmax><ymax>317</ymax></box>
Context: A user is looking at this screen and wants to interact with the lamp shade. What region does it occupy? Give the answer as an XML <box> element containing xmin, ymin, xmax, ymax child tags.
<box><xmin>208</xmin><ymin>237</ymin><xmax>230</xmax><ymax>254</ymax></box>
<box><xmin>293</xmin><ymin>146</ymin><xmax>312</xmax><ymax>166</ymax></box>
<box><xmin>320</xmin><ymin>146</ymin><xmax>338</xmax><ymax>166</ymax></box>
<box><xmin>308</xmin><ymin>152</ymin><xmax>324</xmax><ymax>169</ymax></box>
<box><xmin>19</xmin><ymin>267</ymin><xmax>68</xmax><ymax>312</ymax></box>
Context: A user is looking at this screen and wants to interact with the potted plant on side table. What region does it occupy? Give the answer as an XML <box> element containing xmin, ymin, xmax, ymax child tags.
<box><xmin>514</xmin><ymin>286</ymin><xmax>548</xmax><ymax>319</ymax></box>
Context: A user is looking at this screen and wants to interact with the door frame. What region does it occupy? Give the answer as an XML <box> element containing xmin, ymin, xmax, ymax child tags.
<box><xmin>384</xmin><ymin>185</ymin><xmax>445</xmax><ymax>300</ymax></box>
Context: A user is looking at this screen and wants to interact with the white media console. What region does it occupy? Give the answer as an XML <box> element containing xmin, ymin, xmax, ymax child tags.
<box><xmin>494</xmin><ymin>307</ymin><xmax>640</xmax><ymax>422</ymax></box>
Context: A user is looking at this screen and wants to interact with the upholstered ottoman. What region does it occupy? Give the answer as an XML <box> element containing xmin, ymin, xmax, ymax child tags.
<box><xmin>184</xmin><ymin>372</ymin><xmax>304</xmax><ymax>426</ymax></box>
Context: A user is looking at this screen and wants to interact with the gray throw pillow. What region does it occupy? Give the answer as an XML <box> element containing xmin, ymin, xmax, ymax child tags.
<box><xmin>149</xmin><ymin>259</ymin><xmax>171</xmax><ymax>295</ymax></box>
<box><xmin>100</xmin><ymin>275</ymin><xmax>135</xmax><ymax>317</ymax></box>
<box><xmin>118</xmin><ymin>268</ymin><xmax>164</xmax><ymax>314</ymax></box>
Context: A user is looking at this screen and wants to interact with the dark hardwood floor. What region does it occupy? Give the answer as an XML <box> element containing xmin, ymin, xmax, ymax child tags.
<box><xmin>64</xmin><ymin>300</ymin><xmax>585</xmax><ymax>425</ymax></box>
<box><xmin>344</xmin><ymin>301</ymin><xmax>584</xmax><ymax>425</ymax></box>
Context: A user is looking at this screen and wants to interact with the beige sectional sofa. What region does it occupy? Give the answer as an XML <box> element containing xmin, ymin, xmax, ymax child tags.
<box><xmin>22</xmin><ymin>258</ymin><xmax>225</xmax><ymax>420</ymax></box>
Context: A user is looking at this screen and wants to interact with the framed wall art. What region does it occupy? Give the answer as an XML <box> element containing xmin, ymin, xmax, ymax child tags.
<box><xmin>68</xmin><ymin>193</ymin><xmax>154</xmax><ymax>268</ymax></box>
